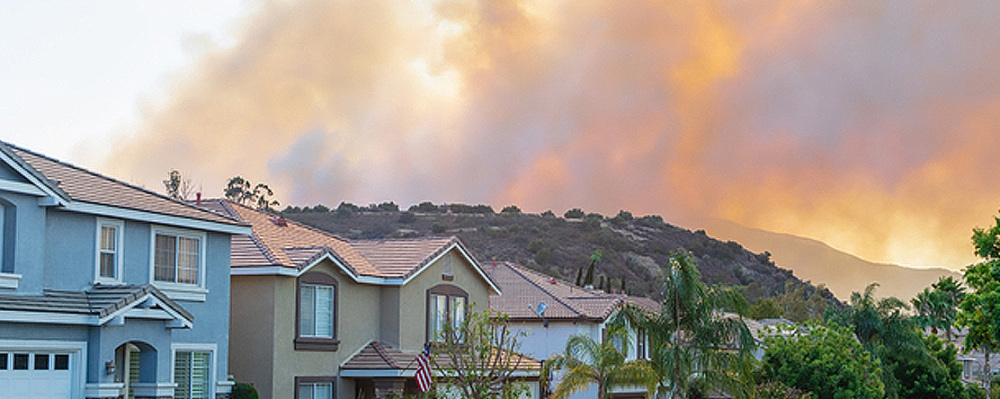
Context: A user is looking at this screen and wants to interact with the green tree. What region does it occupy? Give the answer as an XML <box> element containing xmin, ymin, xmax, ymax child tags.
<box><xmin>162</xmin><ymin>170</ymin><xmax>193</xmax><ymax>200</ymax></box>
<box><xmin>500</xmin><ymin>205</ymin><xmax>521</xmax><ymax>215</ymax></box>
<box><xmin>252</xmin><ymin>183</ymin><xmax>279</xmax><ymax>212</ymax></box>
<box><xmin>224</xmin><ymin>176</ymin><xmax>252</xmax><ymax>204</ymax></box>
<box><xmin>761</xmin><ymin>325</ymin><xmax>884</xmax><ymax>399</ymax></box>
<box><xmin>575</xmin><ymin>267</ymin><xmax>583</xmax><ymax>287</ymax></box>
<box><xmin>543</xmin><ymin>326</ymin><xmax>657</xmax><ymax>399</ymax></box>
<box><xmin>749</xmin><ymin>298</ymin><xmax>783</xmax><ymax>320</ymax></box>
<box><xmin>564</xmin><ymin>208</ymin><xmax>585</xmax><ymax>219</ymax></box>
<box><xmin>612</xmin><ymin>251</ymin><xmax>756</xmax><ymax>399</ymax></box>
<box><xmin>888</xmin><ymin>334</ymin><xmax>968</xmax><ymax>399</ymax></box>
<box><xmin>958</xmin><ymin>210</ymin><xmax>1000</xmax><ymax>397</ymax></box>
<box><xmin>912</xmin><ymin>276</ymin><xmax>964</xmax><ymax>341</ymax></box>
<box><xmin>583</xmin><ymin>250</ymin><xmax>601</xmax><ymax>287</ymax></box>
<box><xmin>431</xmin><ymin>308</ymin><xmax>531</xmax><ymax>399</ymax></box>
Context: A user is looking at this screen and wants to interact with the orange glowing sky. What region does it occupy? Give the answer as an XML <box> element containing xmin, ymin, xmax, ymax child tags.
<box><xmin>18</xmin><ymin>0</ymin><xmax>1000</xmax><ymax>270</ymax></box>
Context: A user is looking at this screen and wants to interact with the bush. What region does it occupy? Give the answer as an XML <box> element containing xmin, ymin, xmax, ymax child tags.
<box><xmin>761</xmin><ymin>325</ymin><xmax>884</xmax><ymax>399</ymax></box>
<box><xmin>398</xmin><ymin>211</ymin><xmax>416</xmax><ymax>224</ymax></box>
<box><xmin>564</xmin><ymin>208</ymin><xmax>585</xmax><ymax>219</ymax></box>
<box><xmin>431</xmin><ymin>222</ymin><xmax>449</xmax><ymax>234</ymax></box>
<box><xmin>500</xmin><ymin>205</ymin><xmax>522</xmax><ymax>215</ymax></box>
<box><xmin>232</xmin><ymin>382</ymin><xmax>259</xmax><ymax>399</ymax></box>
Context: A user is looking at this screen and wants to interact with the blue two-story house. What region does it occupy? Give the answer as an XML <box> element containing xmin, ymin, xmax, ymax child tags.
<box><xmin>0</xmin><ymin>141</ymin><xmax>250</xmax><ymax>399</ymax></box>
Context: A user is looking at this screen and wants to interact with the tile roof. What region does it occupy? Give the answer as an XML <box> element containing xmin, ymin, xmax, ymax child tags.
<box><xmin>0</xmin><ymin>284</ymin><xmax>192</xmax><ymax>322</ymax></box>
<box><xmin>487</xmin><ymin>262</ymin><xmax>658</xmax><ymax>322</ymax></box>
<box><xmin>341</xmin><ymin>341</ymin><xmax>541</xmax><ymax>371</ymax></box>
<box><xmin>0</xmin><ymin>141</ymin><xmax>244</xmax><ymax>227</ymax></box>
<box><xmin>202</xmin><ymin>199</ymin><xmax>483</xmax><ymax>281</ymax></box>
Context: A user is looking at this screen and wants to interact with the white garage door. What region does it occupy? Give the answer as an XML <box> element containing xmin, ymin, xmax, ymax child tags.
<box><xmin>0</xmin><ymin>351</ymin><xmax>74</xmax><ymax>399</ymax></box>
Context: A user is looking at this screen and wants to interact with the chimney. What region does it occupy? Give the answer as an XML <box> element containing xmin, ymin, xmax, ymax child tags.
<box><xmin>196</xmin><ymin>192</ymin><xmax>202</xmax><ymax>206</ymax></box>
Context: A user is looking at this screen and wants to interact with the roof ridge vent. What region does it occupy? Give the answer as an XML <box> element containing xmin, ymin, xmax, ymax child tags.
<box><xmin>270</xmin><ymin>216</ymin><xmax>288</xmax><ymax>227</ymax></box>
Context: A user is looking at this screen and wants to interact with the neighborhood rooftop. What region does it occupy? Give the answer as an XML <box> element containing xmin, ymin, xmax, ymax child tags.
<box><xmin>201</xmin><ymin>199</ymin><xmax>484</xmax><ymax>280</ymax></box>
<box><xmin>488</xmin><ymin>261</ymin><xmax>659</xmax><ymax>321</ymax></box>
<box><xmin>0</xmin><ymin>140</ymin><xmax>245</xmax><ymax>227</ymax></box>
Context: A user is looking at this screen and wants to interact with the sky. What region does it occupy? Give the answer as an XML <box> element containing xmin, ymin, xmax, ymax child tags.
<box><xmin>4</xmin><ymin>0</ymin><xmax>1000</xmax><ymax>271</ymax></box>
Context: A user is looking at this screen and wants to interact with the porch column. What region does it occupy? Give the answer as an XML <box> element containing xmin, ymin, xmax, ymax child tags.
<box><xmin>373</xmin><ymin>378</ymin><xmax>406</xmax><ymax>399</ymax></box>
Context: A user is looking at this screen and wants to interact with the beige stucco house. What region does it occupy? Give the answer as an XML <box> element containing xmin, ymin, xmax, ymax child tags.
<box><xmin>201</xmin><ymin>200</ymin><xmax>536</xmax><ymax>399</ymax></box>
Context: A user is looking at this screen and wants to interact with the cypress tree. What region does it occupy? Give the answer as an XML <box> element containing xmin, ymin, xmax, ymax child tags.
<box><xmin>583</xmin><ymin>261</ymin><xmax>595</xmax><ymax>286</ymax></box>
<box><xmin>599</xmin><ymin>276</ymin><xmax>606</xmax><ymax>292</ymax></box>
<box><xmin>621</xmin><ymin>275</ymin><xmax>627</xmax><ymax>294</ymax></box>
<box><xmin>575</xmin><ymin>267</ymin><xmax>583</xmax><ymax>287</ymax></box>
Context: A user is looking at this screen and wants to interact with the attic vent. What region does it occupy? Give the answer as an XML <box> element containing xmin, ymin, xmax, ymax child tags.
<box><xmin>269</xmin><ymin>217</ymin><xmax>287</xmax><ymax>227</ymax></box>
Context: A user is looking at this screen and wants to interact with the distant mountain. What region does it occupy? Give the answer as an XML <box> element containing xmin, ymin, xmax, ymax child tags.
<box><xmin>697</xmin><ymin>219</ymin><xmax>960</xmax><ymax>301</ymax></box>
<box><xmin>282</xmin><ymin>204</ymin><xmax>838</xmax><ymax>306</ymax></box>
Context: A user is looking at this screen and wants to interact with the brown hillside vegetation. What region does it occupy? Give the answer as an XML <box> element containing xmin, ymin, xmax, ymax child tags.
<box><xmin>282</xmin><ymin>203</ymin><xmax>837</xmax><ymax>305</ymax></box>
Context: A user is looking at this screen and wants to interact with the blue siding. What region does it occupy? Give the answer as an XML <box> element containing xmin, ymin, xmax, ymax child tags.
<box><xmin>0</xmin><ymin>191</ymin><xmax>46</xmax><ymax>293</ymax></box>
<box><xmin>0</xmin><ymin>162</ymin><xmax>28</xmax><ymax>183</ymax></box>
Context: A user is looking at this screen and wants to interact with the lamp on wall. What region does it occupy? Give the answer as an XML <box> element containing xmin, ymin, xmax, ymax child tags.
<box><xmin>105</xmin><ymin>361</ymin><xmax>116</xmax><ymax>375</ymax></box>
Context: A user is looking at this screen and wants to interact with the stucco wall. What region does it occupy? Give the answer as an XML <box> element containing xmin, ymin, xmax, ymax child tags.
<box><xmin>0</xmin><ymin>191</ymin><xmax>46</xmax><ymax>292</ymax></box>
<box><xmin>396</xmin><ymin>249</ymin><xmax>493</xmax><ymax>351</ymax></box>
<box><xmin>230</xmin><ymin>274</ymin><xmax>278</xmax><ymax>396</ymax></box>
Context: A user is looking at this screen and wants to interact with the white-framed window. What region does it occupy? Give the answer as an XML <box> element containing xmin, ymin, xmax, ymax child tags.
<box><xmin>150</xmin><ymin>226</ymin><xmax>207</xmax><ymax>299</ymax></box>
<box><xmin>297</xmin><ymin>381</ymin><xmax>333</xmax><ymax>399</ymax></box>
<box><xmin>427</xmin><ymin>285</ymin><xmax>469</xmax><ymax>342</ymax></box>
<box><xmin>300</xmin><ymin>284</ymin><xmax>334</xmax><ymax>338</ymax></box>
<box><xmin>171</xmin><ymin>344</ymin><xmax>215</xmax><ymax>399</ymax></box>
<box><xmin>94</xmin><ymin>218</ymin><xmax>124</xmax><ymax>283</ymax></box>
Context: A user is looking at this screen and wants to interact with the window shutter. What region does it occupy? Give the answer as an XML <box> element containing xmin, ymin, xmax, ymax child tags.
<box><xmin>191</xmin><ymin>352</ymin><xmax>210</xmax><ymax>399</ymax></box>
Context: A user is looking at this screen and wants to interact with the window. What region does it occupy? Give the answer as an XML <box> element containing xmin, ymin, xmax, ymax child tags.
<box><xmin>0</xmin><ymin>353</ymin><xmax>6</xmax><ymax>370</ymax></box>
<box><xmin>13</xmin><ymin>353</ymin><xmax>28</xmax><ymax>370</ymax></box>
<box><xmin>95</xmin><ymin>219</ymin><xmax>124</xmax><ymax>282</ymax></box>
<box><xmin>152</xmin><ymin>227</ymin><xmax>205</xmax><ymax>287</ymax></box>
<box><xmin>637</xmin><ymin>329</ymin><xmax>647</xmax><ymax>360</ymax></box>
<box><xmin>54</xmin><ymin>354</ymin><xmax>69</xmax><ymax>370</ymax></box>
<box><xmin>295</xmin><ymin>272</ymin><xmax>339</xmax><ymax>351</ymax></box>
<box><xmin>441</xmin><ymin>253</ymin><xmax>453</xmax><ymax>280</ymax></box>
<box><xmin>34</xmin><ymin>353</ymin><xmax>49</xmax><ymax>370</ymax></box>
<box><xmin>174</xmin><ymin>351</ymin><xmax>211</xmax><ymax>399</ymax></box>
<box><xmin>427</xmin><ymin>284</ymin><xmax>469</xmax><ymax>342</ymax></box>
<box><xmin>296</xmin><ymin>377</ymin><xmax>335</xmax><ymax>399</ymax></box>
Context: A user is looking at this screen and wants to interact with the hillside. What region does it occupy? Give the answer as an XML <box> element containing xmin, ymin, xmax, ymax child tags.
<box><xmin>282</xmin><ymin>204</ymin><xmax>837</xmax><ymax>305</ymax></box>
<box><xmin>698</xmin><ymin>218</ymin><xmax>960</xmax><ymax>301</ymax></box>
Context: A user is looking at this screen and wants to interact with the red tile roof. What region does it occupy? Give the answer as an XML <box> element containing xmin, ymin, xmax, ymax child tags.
<box><xmin>487</xmin><ymin>262</ymin><xmax>659</xmax><ymax>322</ymax></box>
<box><xmin>1</xmin><ymin>141</ymin><xmax>243</xmax><ymax>227</ymax></box>
<box><xmin>202</xmin><ymin>199</ymin><xmax>486</xmax><ymax>281</ymax></box>
<box><xmin>341</xmin><ymin>341</ymin><xmax>541</xmax><ymax>371</ymax></box>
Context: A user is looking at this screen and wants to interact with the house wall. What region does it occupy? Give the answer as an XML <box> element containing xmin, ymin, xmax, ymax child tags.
<box><xmin>230</xmin><ymin>274</ymin><xmax>278</xmax><ymax>396</ymax></box>
<box><xmin>268</xmin><ymin>259</ymin><xmax>382</xmax><ymax>399</ymax></box>
<box><xmin>0</xmin><ymin>190</ymin><xmax>47</xmax><ymax>292</ymax></box>
<box><xmin>396</xmin><ymin>250</ymin><xmax>493</xmax><ymax>352</ymax></box>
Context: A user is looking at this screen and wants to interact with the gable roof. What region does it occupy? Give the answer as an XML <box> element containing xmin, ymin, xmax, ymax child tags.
<box><xmin>0</xmin><ymin>284</ymin><xmax>194</xmax><ymax>328</ymax></box>
<box><xmin>487</xmin><ymin>261</ymin><xmax>659</xmax><ymax>322</ymax></box>
<box><xmin>0</xmin><ymin>141</ymin><xmax>247</xmax><ymax>234</ymax></box>
<box><xmin>204</xmin><ymin>199</ymin><xmax>500</xmax><ymax>292</ymax></box>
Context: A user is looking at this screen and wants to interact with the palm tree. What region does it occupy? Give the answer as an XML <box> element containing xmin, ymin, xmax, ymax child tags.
<box><xmin>544</xmin><ymin>326</ymin><xmax>656</xmax><ymax>399</ymax></box>
<box><xmin>613</xmin><ymin>251</ymin><xmax>756</xmax><ymax>399</ymax></box>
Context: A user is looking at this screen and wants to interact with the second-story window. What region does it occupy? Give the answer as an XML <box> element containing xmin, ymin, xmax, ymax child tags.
<box><xmin>295</xmin><ymin>271</ymin><xmax>339</xmax><ymax>351</ymax></box>
<box><xmin>427</xmin><ymin>284</ymin><xmax>469</xmax><ymax>342</ymax></box>
<box><xmin>95</xmin><ymin>218</ymin><xmax>124</xmax><ymax>283</ymax></box>
<box><xmin>153</xmin><ymin>228</ymin><xmax>204</xmax><ymax>286</ymax></box>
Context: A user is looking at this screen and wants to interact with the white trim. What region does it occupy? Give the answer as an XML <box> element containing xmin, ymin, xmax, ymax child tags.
<box><xmin>131</xmin><ymin>382</ymin><xmax>178</xmax><ymax>397</ymax></box>
<box><xmin>0</xmin><ymin>339</ymin><xmax>87</xmax><ymax>399</ymax></box>
<box><xmin>402</xmin><ymin>243</ymin><xmax>502</xmax><ymax>295</ymax></box>
<box><xmin>230</xmin><ymin>266</ymin><xmax>299</xmax><ymax>276</ymax></box>
<box><xmin>149</xmin><ymin>225</ymin><xmax>208</xmax><ymax>300</ymax></box>
<box><xmin>216</xmin><ymin>380</ymin><xmax>235</xmax><ymax>393</ymax></box>
<box><xmin>0</xmin><ymin>272</ymin><xmax>20</xmax><ymax>289</ymax></box>
<box><xmin>94</xmin><ymin>218</ymin><xmax>125</xmax><ymax>284</ymax></box>
<box><xmin>338</xmin><ymin>369</ymin><xmax>538</xmax><ymax>378</ymax></box>
<box><xmin>236</xmin><ymin>243</ymin><xmax>502</xmax><ymax>295</ymax></box>
<box><xmin>85</xmin><ymin>382</ymin><xmax>126</xmax><ymax>398</ymax></box>
<box><xmin>170</xmin><ymin>343</ymin><xmax>218</xmax><ymax>399</ymax></box>
<box><xmin>0</xmin><ymin>310</ymin><xmax>97</xmax><ymax>325</ymax></box>
<box><xmin>97</xmin><ymin>292</ymin><xmax>194</xmax><ymax>329</ymax></box>
<box><xmin>66</xmin><ymin>201</ymin><xmax>249</xmax><ymax>235</ymax></box>
<box><xmin>0</xmin><ymin>179</ymin><xmax>45</xmax><ymax>196</ymax></box>
<box><xmin>0</xmin><ymin>150</ymin><xmax>69</xmax><ymax>206</ymax></box>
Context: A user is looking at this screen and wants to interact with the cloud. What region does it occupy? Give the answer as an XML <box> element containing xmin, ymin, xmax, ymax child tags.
<box><xmin>106</xmin><ymin>0</ymin><xmax>1000</xmax><ymax>269</ymax></box>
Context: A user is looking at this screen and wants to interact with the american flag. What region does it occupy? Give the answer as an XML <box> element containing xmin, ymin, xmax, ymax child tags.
<box><xmin>415</xmin><ymin>344</ymin><xmax>433</xmax><ymax>392</ymax></box>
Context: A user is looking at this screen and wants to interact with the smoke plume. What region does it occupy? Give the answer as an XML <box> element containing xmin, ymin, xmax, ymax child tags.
<box><xmin>107</xmin><ymin>0</ymin><xmax>1000</xmax><ymax>269</ymax></box>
